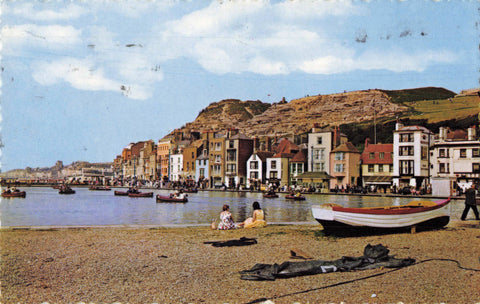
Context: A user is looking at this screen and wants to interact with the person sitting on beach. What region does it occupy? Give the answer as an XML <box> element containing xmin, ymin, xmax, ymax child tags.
<box><xmin>239</xmin><ymin>201</ymin><xmax>267</xmax><ymax>229</ymax></box>
<box><xmin>217</xmin><ymin>204</ymin><xmax>236</xmax><ymax>230</ymax></box>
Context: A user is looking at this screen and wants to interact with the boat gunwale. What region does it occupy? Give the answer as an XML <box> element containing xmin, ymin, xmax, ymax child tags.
<box><xmin>327</xmin><ymin>198</ymin><xmax>451</xmax><ymax>215</ymax></box>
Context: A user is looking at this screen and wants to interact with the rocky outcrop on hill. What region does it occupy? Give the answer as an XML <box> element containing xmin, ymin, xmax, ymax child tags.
<box><xmin>177</xmin><ymin>90</ymin><xmax>408</xmax><ymax>137</ymax></box>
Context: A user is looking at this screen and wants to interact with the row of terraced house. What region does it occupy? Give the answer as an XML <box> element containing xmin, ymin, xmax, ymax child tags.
<box><xmin>113</xmin><ymin>122</ymin><xmax>480</xmax><ymax>197</ymax></box>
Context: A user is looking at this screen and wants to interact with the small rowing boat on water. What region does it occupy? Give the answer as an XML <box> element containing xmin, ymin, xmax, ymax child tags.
<box><xmin>263</xmin><ymin>192</ymin><xmax>279</xmax><ymax>198</ymax></box>
<box><xmin>311</xmin><ymin>198</ymin><xmax>451</xmax><ymax>233</ymax></box>
<box><xmin>114</xmin><ymin>190</ymin><xmax>129</xmax><ymax>196</ymax></box>
<box><xmin>285</xmin><ymin>194</ymin><xmax>306</xmax><ymax>200</ymax></box>
<box><xmin>2</xmin><ymin>190</ymin><xmax>26</xmax><ymax>198</ymax></box>
<box><xmin>128</xmin><ymin>192</ymin><xmax>153</xmax><ymax>198</ymax></box>
<box><xmin>59</xmin><ymin>187</ymin><xmax>75</xmax><ymax>194</ymax></box>
<box><xmin>156</xmin><ymin>194</ymin><xmax>188</xmax><ymax>203</ymax></box>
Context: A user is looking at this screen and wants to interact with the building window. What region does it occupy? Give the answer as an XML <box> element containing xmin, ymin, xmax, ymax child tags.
<box><xmin>335</xmin><ymin>152</ymin><xmax>344</xmax><ymax>160</ymax></box>
<box><xmin>460</xmin><ymin>149</ymin><xmax>467</xmax><ymax>158</ymax></box>
<box><xmin>379</xmin><ymin>152</ymin><xmax>384</xmax><ymax>159</ymax></box>
<box><xmin>473</xmin><ymin>149</ymin><xmax>480</xmax><ymax>158</ymax></box>
<box><xmin>400</xmin><ymin>146</ymin><xmax>414</xmax><ymax>156</ymax></box>
<box><xmin>314</xmin><ymin>162</ymin><xmax>325</xmax><ymax>172</ymax></box>
<box><xmin>250</xmin><ymin>161</ymin><xmax>258</xmax><ymax>169</ymax></box>
<box><xmin>250</xmin><ymin>172</ymin><xmax>258</xmax><ymax>179</ymax></box>
<box><xmin>439</xmin><ymin>163</ymin><xmax>450</xmax><ymax>173</ymax></box>
<box><xmin>369</xmin><ymin>152</ymin><xmax>375</xmax><ymax>159</ymax></box>
<box><xmin>215</xmin><ymin>155</ymin><xmax>221</xmax><ymax>163</ymax></box>
<box><xmin>378</xmin><ymin>165</ymin><xmax>384</xmax><ymax>172</ymax></box>
<box><xmin>199</xmin><ymin>168</ymin><xmax>205</xmax><ymax>176</ymax></box>
<box><xmin>368</xmin><ymin>164</ymin><xmax>374</xmax><ymax>172</ymax></box>
<box><xmin>313</xmin><ymin>149</ymin><xmax>325</xmax><ymax>160</ymax></box>
<box><xmin>229</xmin><ymin>140</ymin><xmax>234</xmax><ymax>148</ymax></box>
<box><xmin>204</xmin><ymin>159</ymin><xmax>207</xmax><ymax>165</ymax></box>
<box><xmin>399</xmin><ymin>160</ymin><xmax>414</xmax><ymax>175</ymax></box>
<box><xmin>334</xmin><ymin>164</ymin><xmax>344</xmax><ymax>173</ymax></box>
<box><xmin>421</xmin><ymin>146</ymin><xmax>428</xmax><ymax>160</ymax></box>
<box><xmin>270</xmin><ymin>171</ymin><xmax>278</xmax><ymax>179</ymax></box>
<box><xmin>212</xmin><ymin>165</ymin><xmax>221</xmax><ymax>175</ymax></box>
<box><xmin>473</xmin><ymin>163</ymin><xmax>480</xmax><ymax>173</ymax></box>
<box><xmin>389</xmin><ymin>164</ymin><xmax>393</xmax><ymax>172</ymax></box>
<box><xmin>400</xmin><ymin>133</ymin><xmax>413</xmax><ymax>142</ymax></box>
<box><xmin>215</xmin><ymin>142</ymin><xmax>222</xmax><ymax>151</ymax></box>
<box><xmin>227</xmin><ymin>151</ymin><xmax>236</xmax><ymax>161</ymax></box>
<box><xmin>317</xmin><ymin>136</ymin><xmax>322</xmax><ymax>144</ymax></box>
<box><xmin>226</xmin><ymin>164</ymin><xmax>236</xmax><ymax>174</ymax></box>
<box><xmin>271</xmin><ymin>160</ymin><xmax>277</xmax><ymax>169</ymax></box>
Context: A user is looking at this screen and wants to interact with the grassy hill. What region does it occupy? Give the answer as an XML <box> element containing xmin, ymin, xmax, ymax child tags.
<box><xmin>340</xmin><ymin>91</ymin><xmax>480</xmax><ymax>150</ymax></box>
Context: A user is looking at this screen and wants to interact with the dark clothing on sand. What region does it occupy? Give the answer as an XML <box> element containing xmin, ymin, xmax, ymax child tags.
<box><xmin>461</xmin><ymin>187</ymin><xmax>479</xmax><ymax>220</ymax></box>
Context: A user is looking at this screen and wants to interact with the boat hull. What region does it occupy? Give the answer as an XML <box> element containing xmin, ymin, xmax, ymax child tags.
<box><xmin>312</xmin><ymin>198</ymin><xmax>451</xmax><ymax>232</ymax></box>
<box><xmin>2</xmin><ymin>191</ymin><xmax>26</xmax><ymax>198</ymax></box>
<box><xmin>128</xmin><ymin>192</ymin><xmax>153</xmax><ymax>198</ymax></box>
<box><xmin>285</xmin><ymin>195</ymin><xmax>306</xmax><ymax>200</ymax></box>
<box><xmin>156</xmin><ymin>195</ymin><xmax>188</xmax><ymax>203</ymax></box>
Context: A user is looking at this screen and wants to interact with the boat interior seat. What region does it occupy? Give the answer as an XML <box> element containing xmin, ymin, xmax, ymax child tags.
<box><xmin>405</xmin><ymin>201</ymin><xmax>437</xmax><ymax>207</ymax></box>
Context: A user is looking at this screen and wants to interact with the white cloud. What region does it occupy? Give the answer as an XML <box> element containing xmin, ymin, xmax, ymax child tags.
<box><xmin>1</xmin><ymin>24</ymin><xmax>81</xmax><ymax>50</ymax></box>
<box><xmin>300</xmin><ymin>49</ymin><xmax>457</xmax><ymax>74</ymax></box>
<box><xmin>11</xmin><ymin>3</ymin><xmax>86</xmax><ymax>21</ymax></box>
<box><xmin>32</xmin><ymin>58</ymin><xmax>121</xmax><ymax>91</ymax></box>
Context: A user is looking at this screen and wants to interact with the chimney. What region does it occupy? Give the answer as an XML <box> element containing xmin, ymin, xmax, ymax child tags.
<box><xmin>395</xmin><ymin>121</ymin><xmax>404</xmax><ymax>130</ymax></box>
<box><xmin>439</xmin><ymin>127</ymin><xmax>445</xmax><ymax>141</ymax></box>
<box><xmin>468</xmin><ymin>127</ymin><xmax>476</xmax><ymax>141</ymax></box>
<box><xmin>365</xmin><ymin>138</ymin><xmax>371</xmax><ymax>147</ymax></box>
<box><xmin>333</xmin><ymin>127</ymin><xmax>338</xmax><ymax>148</ymax></box>
<box><xmin>253</xmin><ymin>136</ymin><xmax>258</xmax><ymax>153</ymax></box>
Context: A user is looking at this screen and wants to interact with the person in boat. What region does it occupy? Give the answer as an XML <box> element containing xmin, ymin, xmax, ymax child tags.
<box><xmin>239</xmin><ymin>201</ymin><xmax>267</xmax><ymax>229</ymax></box>
<box><xmin>217</xmin><ymin>204</ymin><xmax>236</xmax><ymax>230</ymax></box>
<box><xmin>461</xmin><ymin>184</ymin><xmax>480</xmax><ymax>220</ymax></box>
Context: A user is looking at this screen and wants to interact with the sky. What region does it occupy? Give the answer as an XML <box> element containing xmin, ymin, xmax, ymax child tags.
<box><xmin>0</xmin><ymin>0</ymin><xmax>479</xmax><ymax>172</ymax></box>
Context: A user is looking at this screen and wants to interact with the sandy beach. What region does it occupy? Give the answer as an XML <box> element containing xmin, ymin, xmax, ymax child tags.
<box><xmin>1</xmin><ymin>220</ymin><xmax>480</xmax><ymax>304</ymax></box>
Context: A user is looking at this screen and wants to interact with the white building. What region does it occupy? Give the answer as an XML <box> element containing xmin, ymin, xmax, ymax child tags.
<box><xmin>430</xmin><ymin>127</ymin><xmax>480</xmax><ymax>196</ymax></box>
<box><xmin>246</xmin><ymin>151</ymin><xmax>274</xmax><ymax>189</ymax></box>
<box><xmin>392</xmin><ymin>123</ymin><xmax>434</xmax><ymax>189</ymax></box>
<box><xmin>169</xmin><ymin>153</ymin><xmax>183</xmax><ymax>182</ymax></box>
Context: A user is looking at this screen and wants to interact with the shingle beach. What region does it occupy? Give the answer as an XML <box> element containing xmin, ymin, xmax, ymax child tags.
<box><xmin>1</xmin><ymin>221</ymin><xmax>479</xmax><ymax>304</ymax></box>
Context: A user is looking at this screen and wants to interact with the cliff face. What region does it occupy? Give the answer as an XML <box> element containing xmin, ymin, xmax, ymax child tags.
<box><xmin>177</xmin><ymin>89</ymin><xmax>408</xmax><ymax>137</ymax></box>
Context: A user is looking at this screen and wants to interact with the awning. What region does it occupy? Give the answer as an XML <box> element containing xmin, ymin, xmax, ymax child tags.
<box><xmin>294</xmin><ymin>172</ymin><xmax>332</xmax><ymax>181</ymax></box>
<box><xmin>362</xmin><ymin>176</ymin><xmax>392</xmax><ymax>184</ymax></box>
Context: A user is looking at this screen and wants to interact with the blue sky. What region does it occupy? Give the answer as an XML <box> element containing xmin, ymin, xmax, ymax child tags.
<box><xmin>1</xmin><ymin>0</ymin><xmax>478</xmax><ymax>171</ymax></box>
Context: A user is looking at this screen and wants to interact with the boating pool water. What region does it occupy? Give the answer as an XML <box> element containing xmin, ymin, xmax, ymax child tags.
<box><xmin>0</xmin><ymin>187</ymin><xmax>465</xmax><ymax>227</ymax></box>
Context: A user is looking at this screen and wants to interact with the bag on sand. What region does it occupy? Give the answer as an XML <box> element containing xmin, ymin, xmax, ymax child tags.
<box><xmin>211</xmin><ymin>220</ymin><xmax>217</xmax><ymax>230</ymax></box>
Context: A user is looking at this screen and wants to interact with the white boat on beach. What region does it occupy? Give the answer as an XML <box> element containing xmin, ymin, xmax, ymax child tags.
<box><xmin>311</xmin><ymin>198</ymin><xmax>451</xmax><ymax>232</ymax></box>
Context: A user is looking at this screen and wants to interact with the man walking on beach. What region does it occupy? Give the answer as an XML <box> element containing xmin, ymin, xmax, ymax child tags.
<box><xmin>461</xmin><ymin>184</ymin><xmax>480</xmax><ymax>221</ymax></box>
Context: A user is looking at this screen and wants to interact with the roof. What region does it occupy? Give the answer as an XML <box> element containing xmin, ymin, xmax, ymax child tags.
<box><xmin>294</xmin><ymin>171</ymin><xmax>333</xmax><ymax>180</ymax></box>
<box><xmin>230</xmin><ymin>133</ymin><xmax>252</xmax><ymax>140</ymax></box>
<box><xmin>396</xmin><ymin>125</ymin><xmax>433</xmax><ymax>134</ymax></box>
<box><xmin>360</xmin><ymin>143</ymin><xmax>393</xmax><ymax>164</ymax></box>
<box><xmin>253</xmin><ymin>151</ymin><xmax>275</xmax><ymax>161</ymax></box>
<box><xmin>332</xmin><ymin>142</ymin><xmax>359</xmax><ymax>153</ymax></box>
<box><xmin>275</xmin><ymin>138</ymin><xmax>299</xmax><ymax>154</ymax></box>
<box><xmin>273</xmin><ymin>152</ymin><xmax>296</xmax><ymax>158</ymax></box>
<box><xmin>446</xmin><ymin>129</ymin><xmax>468</xmax><ymax>140</ymax></box>
<box><xmin>291</xmin><ymin>149</ymin><xmax>307</xmax><ymax>162</ymax></box>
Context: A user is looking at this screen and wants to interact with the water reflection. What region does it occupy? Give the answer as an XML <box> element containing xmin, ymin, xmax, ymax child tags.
<box><xmin>0</xmin><ymin>187</ymin><xmax>463</xmax><ymax>227</ymax></box>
